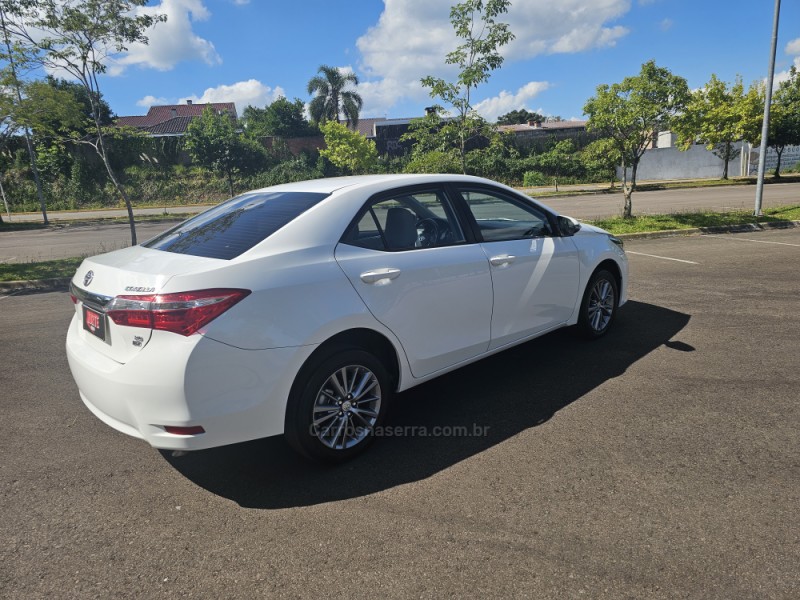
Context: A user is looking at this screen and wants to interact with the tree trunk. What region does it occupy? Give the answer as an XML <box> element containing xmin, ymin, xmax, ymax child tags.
<box><xmin>623</xmin><ymin>159</ymin><xmax>638</xmax><ymax>219</ymax></box>
<box><xmin>103</xmin><ymin>156</ymin><xmax>137</xmax><ymax>246</ymax></box>
<box><xmin>88</xmin><ymin>90</ymin><xmax>136</xmax><ymax>245</ymax></box>
<box><xmin>0</xmin><ymin>175</ymin><xmax>10</xmax><ymax>222</ymax></box>
<box><xmin>0</xmin><ymin>8</ymin><xmax>48</xmax><ymax>225</ymax></box>
<box><xmin>227</xmin><ymin>170</ymin><xmax>234</xmax><ymax>197</ymax></box>
<box><xmin>23</xmin><ymin>131</ymin><xmax>48</xmax><ymax>225</ymax></box>
<box><xmin>774</xmin><ymin>148</ymin><xmax>783</xmax><ymax>178</ymax></box>
<box><xmin>94</xmin><ymin>135</ymin><xmax>137</xmax><ymax>245</ymax></box>
<box><xmin>460</xmin><ymin>120</ymin><xmax>467</xmax><ymax>175</ymax></box>
<box><xmin>721</xmin><ymin>141</ymin><xmax>730</xmax><ymax>180</ymax></box>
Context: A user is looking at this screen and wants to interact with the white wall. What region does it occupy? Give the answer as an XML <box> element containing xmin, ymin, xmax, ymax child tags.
<box><xmin>617</xmin><ymin>144</ymin><xmax>742</xmax><ymax>181</ymax></box>
<box><xmin>617</xmin><ymin>142</ymin><xmax>800</xmax><ymax>182</ymax></box>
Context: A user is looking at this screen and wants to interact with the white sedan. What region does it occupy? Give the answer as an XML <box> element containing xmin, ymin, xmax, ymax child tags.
<box><xmin>66</xmin><ymin>174</ymin><xmax>627</xmax><ymax>462</ymax></box>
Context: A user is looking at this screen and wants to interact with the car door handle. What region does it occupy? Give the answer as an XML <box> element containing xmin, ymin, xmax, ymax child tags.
<box><xmin>360</xmin><ymin>268</ymin><xmax>402</xmax><ymax>284</ymax></box>
<box><xmin>489</xmin><ymin>254</ymin><xmax>516</xmax><ymax>267</ymax></box>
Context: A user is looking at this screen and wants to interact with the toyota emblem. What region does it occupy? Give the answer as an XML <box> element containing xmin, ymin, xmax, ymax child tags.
<box><xmin>83</xmin><ymin>270</ymin><xmax>94</xmax><ymax>287</ymax></box>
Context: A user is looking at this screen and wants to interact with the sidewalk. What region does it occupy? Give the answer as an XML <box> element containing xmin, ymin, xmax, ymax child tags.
<box><xmin>3</xmin><ymin>204</ymin><xmax>212</xmax><ymax>224</ymax></box>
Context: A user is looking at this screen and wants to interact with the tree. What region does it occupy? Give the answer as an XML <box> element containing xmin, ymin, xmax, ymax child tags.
<box><xmin>307</xmin><ymin>65</ymin><xmax>363</xmax><ymax>127</ymax></box>
<box><xmin>15</xmin><ymin>78</ymin><xmax>98</xmax><ymax>140</ymax></box>
<box><xmin>242</xmin><ymin>97</ymin><xmax>317</xmax><ymax>138</ymax></box>
<box><xmin>2</xmin><ymin>0</ymin><xmax>166</xmax><ymax>244</ymax></box>
<box><xmin>768</xmin><ymin>66</ymin><xmax>800</xmax><ymax>177</ymax></box>
<box><xmin>420</xmin><ymin>0</ymin><xmax>514</xmax><ymax>173</ymax></box>
<box><xmin>318</xmin><ymin>120</ymin><xmax>377</xmax><ymax>175</ymax></box>
<box><xmin>185</xmin><ymin>106</ymin><xmax>267</xmax><ymax>196</ymax></box>
<box><xmin>0</xmin><ymin>9</ymin><xmax>49</xmax><ymax>223</ymax></box>
<box><xmin>584</xmin><ymin>60</ymin><xmax>690</xmax><ymax>218</ymax></box>
<box><xmin>581</xmin><ymin>138</ymin><xmax>621</xmax><ymax>188</ymax></box>
<box><xmin>673</xmin><ymin>74</ymin><xmax>763</xmax><ymax>179</ymax></box>
<box><xmin>497</xmin><ymin>109</ymin><xmax>544</xmax><ymax>125</ymax></box>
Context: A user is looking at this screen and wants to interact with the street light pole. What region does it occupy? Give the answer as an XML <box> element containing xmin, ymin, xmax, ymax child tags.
<box><xmin>754</xmin><ymin>0</ymin><xmax>781</xmax><ymax>216</ymax></box>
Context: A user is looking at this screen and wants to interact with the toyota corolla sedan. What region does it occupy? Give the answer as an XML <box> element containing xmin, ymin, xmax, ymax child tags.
<box><xmin>66</xmin><ymin>174</ymin><xmax>627</xmax><ymax>462</ymax></box>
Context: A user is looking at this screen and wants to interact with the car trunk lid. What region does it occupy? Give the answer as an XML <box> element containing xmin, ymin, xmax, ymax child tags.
<box><xmin>69</xmin><ymin>246</ymin><xmax>224</xmax><ymax>364</ymax></box>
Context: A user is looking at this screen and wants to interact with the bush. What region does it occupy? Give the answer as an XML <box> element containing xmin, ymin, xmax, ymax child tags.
<box><xmin>404</xmin><ymin>150</ymin><xmax>461</xmax><ymax>174</ymax></box>
<box><xmin>522</xmin><ymin>171</ymin><xmax>549</xmax><ymax>186</ymax></box>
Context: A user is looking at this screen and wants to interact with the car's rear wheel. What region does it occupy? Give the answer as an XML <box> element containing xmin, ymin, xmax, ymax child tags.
<box><xmin>577</xmin><ymin>269</ymin><xmax>618</xmax><ymax>339</ymax></box>
<box><xmin>285</xmin><ymin>348</ymin><xmax>391</xmax><ymax>463</ymax></box>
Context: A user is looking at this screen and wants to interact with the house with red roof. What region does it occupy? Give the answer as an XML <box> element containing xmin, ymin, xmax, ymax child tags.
<box><xmin>116</xmin><ymin>101</ymin><xmax>238</xmax><ymax>137</ymax></box>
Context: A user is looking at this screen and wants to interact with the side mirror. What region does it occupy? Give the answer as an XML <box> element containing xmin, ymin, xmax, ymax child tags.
<box><xmin>557</xmin><ymin>215</ymin><xmax>581</xmax><ymax>236</ymax></box>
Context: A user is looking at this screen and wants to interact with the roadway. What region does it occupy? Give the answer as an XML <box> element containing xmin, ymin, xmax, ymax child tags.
<box><xmin>1</xmin><ymin>183</ymin><xmax>799</xmax><ymax>263</ymax></box>
<box><xmin>1</xmin><ymin>229</ymin><xmax>798</xmax><ymax>597</ymax></box>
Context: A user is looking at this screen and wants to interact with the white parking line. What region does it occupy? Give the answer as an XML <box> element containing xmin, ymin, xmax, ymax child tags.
<box><xmin>0</xmin><ymin>290</ymin><xmax>21</xmax><ymax>301</ymax></box>
<box><xmin>704</xmin><ymin>236</ymin><xmax>800</xmax><ymax>248</ymax></box>
<box><xmin>0</xmin><ymin>256</ymin><xmax>17</xmax><ymax>263</ymax></box>
<box><xmin>626</xmin><ymin>251</ymin><xmax>699</xmax><ymax>265</ymax></box>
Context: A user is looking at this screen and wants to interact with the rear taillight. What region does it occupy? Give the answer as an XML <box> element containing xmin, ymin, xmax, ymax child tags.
<box><xmin>106</xmin><ymin>289</ymin><xmax>250</xmax><ymax>336</ymax></box>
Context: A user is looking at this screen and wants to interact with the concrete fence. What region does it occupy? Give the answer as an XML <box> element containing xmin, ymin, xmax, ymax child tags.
<box><xmin>617</xmin><ymin>139</ymin><xmax>800</xmax><ymax>181</ymax></box>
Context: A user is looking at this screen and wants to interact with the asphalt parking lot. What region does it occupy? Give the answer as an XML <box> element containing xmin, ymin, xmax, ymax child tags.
<box><xmin>1</xmin><ymin>228</ymin><xmax>798</xmax><ymax>598</ymax></box>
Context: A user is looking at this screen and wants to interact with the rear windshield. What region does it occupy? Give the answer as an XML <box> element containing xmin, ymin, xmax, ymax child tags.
<box><xmin>142</xmin><ymin>191</ymin><xmax>329</xmax><ymax>259</ymax></box>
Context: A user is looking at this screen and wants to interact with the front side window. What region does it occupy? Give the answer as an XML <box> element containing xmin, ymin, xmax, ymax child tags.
<box><xmin>343</xmin><ymin>189</ymin><xmax>465</xmax><ymax>251</ymax></box>
<box><xmin>143</xmin><ymin>191</ymin><xmax>329</xmax><ymax>259</ymax></box>
<box><xmin>456</xmin><ymin>187</ymin><xmax>552</xmax><ymax>242</ymax></box>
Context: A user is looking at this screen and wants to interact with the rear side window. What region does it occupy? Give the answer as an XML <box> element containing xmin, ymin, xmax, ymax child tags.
<box><xmin>143</xmin><ymin>191</ymin><xmax>329</xmax><ymax>259</ymax></box>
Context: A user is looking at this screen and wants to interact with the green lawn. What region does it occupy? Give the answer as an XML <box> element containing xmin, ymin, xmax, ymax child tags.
<box><xmin>0</xmin><ymin>257</ymin><xmax>83</xmax><ymax>283</ymax></box>
<box><xmin>589</xmin><ymin>205</ymin><xmax>800</xmax><ymax>235</ymax></box>
<box><xmin>533</xmin><ymin>173</ymin><xmax>800</xmax><ymax>198</ymax></box>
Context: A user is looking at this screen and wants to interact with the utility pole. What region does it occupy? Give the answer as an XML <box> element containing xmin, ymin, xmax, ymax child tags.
<box><xmin>754</xmin><ymin>0</ymin><xmax>781</xmax><ymax>216</ymax></box>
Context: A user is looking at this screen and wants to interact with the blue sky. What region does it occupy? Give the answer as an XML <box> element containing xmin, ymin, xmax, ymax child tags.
<box><xmin>97</xmin><ymin>0</ymin><xmax>800</xmax><ymax>122</ymax></box>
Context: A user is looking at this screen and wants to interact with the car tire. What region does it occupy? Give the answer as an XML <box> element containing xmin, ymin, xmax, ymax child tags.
<box><xmin>577</xmin><ymin>269</ymin><xmax>619</xmax><ymax>339</ymax></box>
<box><xmin>284</xmin><ymin>348</ymin><xmax>391</xmax><ymax>463</ymax></box>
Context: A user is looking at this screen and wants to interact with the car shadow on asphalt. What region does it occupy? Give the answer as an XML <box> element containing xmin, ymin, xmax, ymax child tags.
<box><xmin>161</xmin><ymin>300</ymin><xmax>690</xmax><ymax>508</ymax></box>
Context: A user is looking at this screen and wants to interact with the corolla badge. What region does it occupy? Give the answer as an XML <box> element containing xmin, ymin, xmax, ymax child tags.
<box><xmin>83</xmin><ymin>270</ymin><xmax>94</xmax><ymax>287</ymax></box>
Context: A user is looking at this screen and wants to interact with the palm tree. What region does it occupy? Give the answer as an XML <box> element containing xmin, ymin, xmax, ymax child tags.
<box><xmin>307</xmin><ymin>65</ymin><xmax>363</xmax><ymax>127</ymax></box>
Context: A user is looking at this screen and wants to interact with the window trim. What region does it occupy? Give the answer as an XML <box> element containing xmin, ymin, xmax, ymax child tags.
<box><xmin>447</xmin><ymin>183</ymin><xmax>560</xmax><ymax>243</ymax></box>
<box><xmin>339</xmin><ymin>184</ymin><xmax>477</xmax><ymax>252</ymax></box>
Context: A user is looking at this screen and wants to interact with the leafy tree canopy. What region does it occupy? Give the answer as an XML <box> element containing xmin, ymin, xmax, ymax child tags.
<box><xmin>584</xmin><ymin>60</ymin><xmax>690</xmax><ymax>217</ymax></box>
<box><xmin>768</xmin><ymin>66</ymin><xmax>800</xmax><ymax>177</ymax></box>
<box><xmin>242</xmin><ymin>96</ymin><xmax>317</xmax><ymax>138</ymax></box>
<box><xmin>673</xmin><ymin>74</ymin><xmax>763</xmax><ymax>178</ymax></box>
<box><xmin>496</xmin><ymin>109</ymin><xmax>545</xmax><ymax>125</ymax></box>
<box><xmin>319</xmin><ymin>120</ymin><xmax>376</xmax><ymax>175</ymax></box>
<box><xmin>420</xmin><ymin>0</ymin><xmax>514</xmax><ymax>173</ymax></box>
<box><xmin>1</xmin><ymin>0</ymin><xmax>166</xmax><ymax>243</ymax></box>
<box><xmin>185</xmin><ymin>106</ymin><xmax>267</xmax><ymax>196</ymax></box>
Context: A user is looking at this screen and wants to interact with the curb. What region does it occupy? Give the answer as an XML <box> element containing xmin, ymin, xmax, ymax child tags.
<box><xmin>615</xmin><ymin>219</ymin><xmax>800</xmax><ymax>241</ymax></box>
<box><xmin>0</xmin><ymin>277</ymin><xmax>71</xmax><ymax>295</ymax></box>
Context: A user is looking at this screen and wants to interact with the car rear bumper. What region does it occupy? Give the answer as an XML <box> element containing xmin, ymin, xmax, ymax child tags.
<box><xmin>66</xmin><ymin>314</ymin><xmax>316</xmax><ymax>451</ymax></box>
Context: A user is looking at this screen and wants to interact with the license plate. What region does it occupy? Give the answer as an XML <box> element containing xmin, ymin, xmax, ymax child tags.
<box><xmin>83</xmin><ymin>306</ymin><xmax>106</xmax><ymax>341</ymax></box>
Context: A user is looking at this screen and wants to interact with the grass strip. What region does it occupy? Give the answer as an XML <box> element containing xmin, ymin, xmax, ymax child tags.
<box><xmin>588</xmin><ymin>205</ymin><xmax>800</xmax><ymax>235</ymax></box>
<box><xmin>0</xmin><ymin>257</ymin><xmax>83</xmax><ymax>282</ymax></box>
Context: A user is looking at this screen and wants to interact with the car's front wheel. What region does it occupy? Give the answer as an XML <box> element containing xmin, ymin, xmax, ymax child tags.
<box><xmin>285</xmin><ymin>348</ymin><xmax>391</xmax><ymax>462</ymax></box>
<box><xmin>577</xmin><ymin>269</ymin><xmax>619</xmax><ymax>339</ymax></box>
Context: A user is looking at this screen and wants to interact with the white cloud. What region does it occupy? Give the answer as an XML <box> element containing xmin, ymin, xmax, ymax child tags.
<box><xmin>231</xmin><ymin>0</ymin><xmax>250</xmax><ymax>4</ymax></box>
<box><xmin>775</xmin><ymin>37</ymin><xmax>800</xmax><ymax>84</ymax></box>
<box><xmin>473</xmin><ymin>81</ymin><xmax>551</xmax><ymax>122</ymax></box>
<box><xmin>786</xmin><ymin>38</ymin><xmax>800</xmax><ymax>57</ymax></box>
<box><xmin>180</xmin><ymin>79</ymin><xmax>286</xmax><ymax>114</ymax></box>
<box><xmin>660</xmin><ymin>18</ymin><xmax>673</xmax><ymax>32</ymax></box>
<box><xmin>136</xmin><ymin>95</ymin><xmax>168</xmax><ymax>107</ymax></box>
<box><xmin>110</xmin><ymin>0</ymin><xmax>220</xmax><ymax>75</ymax></box>
<box><xmin>355</xmin><ymin>0</ymin><xmax>631</xmax><ymax>115</ymax></box>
